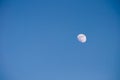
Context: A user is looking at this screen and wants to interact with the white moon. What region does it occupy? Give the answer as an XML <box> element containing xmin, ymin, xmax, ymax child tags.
<box><xmin>77</xmin><ymin>34</ymin><xmax>87</xmax><ymax>43</ymax></box>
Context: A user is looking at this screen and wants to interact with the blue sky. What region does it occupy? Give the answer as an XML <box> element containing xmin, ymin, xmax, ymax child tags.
<box><xmin>0</xmin><ymin>0</ymin><xmax>120</xmax><ymax>80</ymax></box>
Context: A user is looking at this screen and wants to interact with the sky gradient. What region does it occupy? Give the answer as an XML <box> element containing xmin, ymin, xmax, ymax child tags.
<box><xmin>0</xmin><ymin>0</ymin><xmax>120</xmax><ymax>80</ymax></box>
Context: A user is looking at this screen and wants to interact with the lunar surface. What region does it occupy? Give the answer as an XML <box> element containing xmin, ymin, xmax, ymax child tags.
<box><xmin>77</xmin><ymin>34</ymin><xmax>87</xmax><ymax>43</ymax></box>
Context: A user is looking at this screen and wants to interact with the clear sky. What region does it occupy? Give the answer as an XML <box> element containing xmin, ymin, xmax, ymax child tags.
<box><xmin>0</xmin><ymin>0</ymin><xmax>120</xmax><ymax>80</ymax></box>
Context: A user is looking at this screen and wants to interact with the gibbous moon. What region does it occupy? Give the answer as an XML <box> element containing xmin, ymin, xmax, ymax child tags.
<box><xmin>77</xmin><ymin>34</ymin><xmax>87</xmax><ymax>43</ymax></box>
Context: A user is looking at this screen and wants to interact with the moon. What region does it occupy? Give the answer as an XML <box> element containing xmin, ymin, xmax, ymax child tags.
<box><xmin>77</xmin><ymin>34</ymin><xmax>87</xmax><ymax>43</ymax></box>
